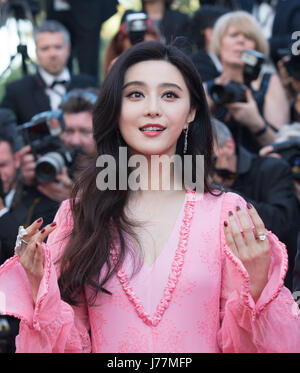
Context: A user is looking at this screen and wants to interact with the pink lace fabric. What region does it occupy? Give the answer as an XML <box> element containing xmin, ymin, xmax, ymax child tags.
<box><xmin>0</xmin><ymin>191</ymin><xmax>300</xmax><ymax>353</ymax></box>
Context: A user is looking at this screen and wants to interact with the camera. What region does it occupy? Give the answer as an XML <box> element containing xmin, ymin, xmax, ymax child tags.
<box><xmin>122</xmin><ymin>12</ymin><xmax>151</xmax><ymax>45</ymax></box>
<box><xmin>271</xmin><ymin>139</ymin><xmax>300</xmax><ymax>180</ymax></box>
<box><xmin>209</xmin><ymin>49</ymin><xmax>265</xmax><ymax>105</ymax></box>
<box><xmin>18</xmin><ymin>110</ymin><xmax>82</xmax><ymax>183</ymax></box>
<box><xmin>209</xmin><ymin>80</ymin><xmax>248</xmax><ymax>105</ymax></box>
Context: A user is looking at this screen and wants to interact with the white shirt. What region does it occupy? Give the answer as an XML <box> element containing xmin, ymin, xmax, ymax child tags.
<box><xmin>253</xmin><ymin>3</ymin><xmax>275</xmax><ymax>40</ymax></box>
<box><xmin>39</xmin><ymin>67</ymin><xmax>71</xmax><ymax>110</ymax></box>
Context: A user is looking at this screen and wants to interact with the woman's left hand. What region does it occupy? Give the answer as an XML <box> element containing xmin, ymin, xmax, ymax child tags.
<box><xmin>223</xmin><ymin>203</ymin><xmax>271</xmax><ymax>303</ymax></box>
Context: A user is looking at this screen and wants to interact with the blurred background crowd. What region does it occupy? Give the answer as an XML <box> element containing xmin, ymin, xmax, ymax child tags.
<box><xmin>0</xmin><ymin>0</ymin><xmax>300</xmax><ymax>353</ymax></box>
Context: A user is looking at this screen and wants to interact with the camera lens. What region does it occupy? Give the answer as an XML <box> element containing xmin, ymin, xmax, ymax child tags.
<box><xmin>210</xmin><ymin>85</ymin><xmax>231</xmax><ymax>105</ymax></box>
<box><xmin>35</xmin><ymin>152</ymin><xmax>65</xmax><ymax>183</ymax></box>
<box><xmin>210</xmin><ymin>81</ymin><xmax>247</xmax><ymax>105</ymax></box>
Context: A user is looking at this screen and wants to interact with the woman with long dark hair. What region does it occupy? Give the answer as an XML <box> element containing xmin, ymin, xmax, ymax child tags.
<box><xmin>0</xmin><ymin>41</ymin><xmax>299</xmax><ymax>353</ymax></box>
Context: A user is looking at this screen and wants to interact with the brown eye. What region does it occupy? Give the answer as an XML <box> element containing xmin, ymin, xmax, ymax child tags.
<box><xmin>163</xmin><ymin>91</ymin><xmax>178</xmax><ymax>99</ymax></box>
<box><xmin>127</xmin><ymin>91</ymin><xmax>144</xmax><ymax>99</ymax></box>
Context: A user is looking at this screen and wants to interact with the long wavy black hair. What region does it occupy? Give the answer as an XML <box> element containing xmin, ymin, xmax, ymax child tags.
<box><xmin>57</xmin><ymin>41</ymin><xmax>216</xmax><ymax>306</ymax></box>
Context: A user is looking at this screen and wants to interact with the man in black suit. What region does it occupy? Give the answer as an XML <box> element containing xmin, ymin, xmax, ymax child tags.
<box><xmin>0</xmin><ymin>132</ymin><xmax>59</xmax><ymax>265</ymax></box>
<box><xmin>0</xmin><ymin>20</ymin><xmax>97</xmax><ymax>125</ymax></box>
<box><xmin>45</xmin><ymin>0</ymin><xmax>118</xmax><ymax>82</ymax></box>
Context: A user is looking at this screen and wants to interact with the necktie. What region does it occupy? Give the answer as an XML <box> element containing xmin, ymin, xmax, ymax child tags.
<box><xmin>50</xmin><ymin>80</ymin><xmax>68</xmax><ymax>89</ymax></box>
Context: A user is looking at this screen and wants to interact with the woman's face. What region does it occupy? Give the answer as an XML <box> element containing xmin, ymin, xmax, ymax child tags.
<box><xmin>219</xmin><ymin>25</ymin><xmax>256</xmax><ymax>67</ymax></box>
<box><xmin>119</xmin><ymin>60</ymin><xmax>195</xmax><ymax>157</ymax></box>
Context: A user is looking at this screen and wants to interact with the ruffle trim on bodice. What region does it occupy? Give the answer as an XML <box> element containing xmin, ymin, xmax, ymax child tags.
<box><xmin>110</xmin><ymin>190</ymin><xmax>197</xmax><ymax>326</ymax></box>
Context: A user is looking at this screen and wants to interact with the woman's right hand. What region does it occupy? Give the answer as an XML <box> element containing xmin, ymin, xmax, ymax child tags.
<box><xmin>16</xmin><ymin>145</ymin><xmax>36</xmax><ymax>186</ymax></box>
<box><xmin>18</xmin><ymin>218</ymin><xmax>57</xmax><ymax>304</ymax></box>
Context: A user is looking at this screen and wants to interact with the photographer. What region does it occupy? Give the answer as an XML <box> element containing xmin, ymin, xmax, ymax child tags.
<box><xmin>212</xmin><ymin>118</ymin><xmax>300</xmax><ymax>290</ymax></box>
<box><xmin>0</xmin><ymin>20</ymin><xmax>97</xmax><ymax>125</ymax></box>
<box><xmin>45</xmin><ymin>0</ymin><xmax>118</xmax><ymax>82</ymax></box>
<box><xmin>103</xmin><ymin>11</ymin><xmax>161</xmax><ymax>76</ymax></box>
<box><xmin>0</xmin><ymin>133</ymin><xmax>60</xmax><ymax>265</ymax></box>
<box><xmin>205</xmin><ymin>11</ymin><xmax>290</xmax><ymax>154</ymax></box>
<box><xmin>17</xmin><ymin>89</ymin><xmax>97</xmax><ymax>203</ymax></box>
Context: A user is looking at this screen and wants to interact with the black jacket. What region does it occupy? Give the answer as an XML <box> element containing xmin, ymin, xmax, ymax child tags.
<box><xmin>223</xmin><ymin>146</ymin><xmax>300</xmax><ymax>290</ymax></box>
<box><xmin>191</xmin><ymin>50</ymin><xmax>220</xmax><ymax>82</ymax></box>
<box><xmin>0</xmin><ymin>72</ymin><xmax>97</xmax><ymax>125</ymax></box>
<box><xmin>270</xmin><ymin>0</ymin><xmax>300</xmax><ymax>63</ymax></box>
<box><xmin>155</xmin><ymin>8</ymin><xmax>190</xmax><ymax>44</ymax></box>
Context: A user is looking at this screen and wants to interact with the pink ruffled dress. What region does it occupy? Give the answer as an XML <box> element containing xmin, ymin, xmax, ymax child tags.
<box><xmin>0</xmin><ymin>191</ymin><xmax>300</xmax><ymax>353</ymax></box>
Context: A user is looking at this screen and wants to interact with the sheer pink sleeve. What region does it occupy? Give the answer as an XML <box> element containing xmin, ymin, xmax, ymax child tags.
<box><xmin>217</xmin><ymin>192</ymin><xmax>300</xmax><ymax>353</ymax></box>
<box><xmin>0</xmin><ymin>200</ymin><xmax>91</xmax><ymax>353</ymax></box>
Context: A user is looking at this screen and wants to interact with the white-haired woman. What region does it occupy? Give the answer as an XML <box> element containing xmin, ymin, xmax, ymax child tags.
<box><xmin>206</xmin><ymin>11</ymin><xmax>290</xmax><ymax>153</ymax></box>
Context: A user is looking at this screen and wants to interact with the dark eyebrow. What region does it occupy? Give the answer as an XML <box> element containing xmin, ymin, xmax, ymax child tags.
<box><xmin>122</xmin><ymin>81</ymin><xmax>183</xmax><ymax>91</ymax></box>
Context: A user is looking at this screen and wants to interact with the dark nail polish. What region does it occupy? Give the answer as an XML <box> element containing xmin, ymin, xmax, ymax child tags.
<box><xmin>36</xmin><ymin>243</ymin><xmax>38</xmax><ymax>248</ymax></box>
<box><xmin>228</xmin><ymin>210</ymin><xmax>233</xmax><ymax>216</ymax></box>
<box><xmin>41</xmin><ymin>229</ymin><xmax>45</xmax><ymax>234</ymax></box>
<box><xmin>224</xmin><ymin>220</ymin><xmax>228</xmax><ymax>227</ymax></box>
<box><xmin>37</xmin><ymin>218</ymin><xmax>43</xmax><ymax>223</ymax></box>
<box><xmin>246</xmin><ymin>202</ymin><xmax>253</xmax><ymax>209</ymax></box>
<box><xmin>50</xmin><ymin>222</ymin><xmax>56</xmax><ymax>227</ymax></box>
<box><xmin>236</xmin><ymin>206</ymin><xmax>241</xmax><ymax>211</ymax></box>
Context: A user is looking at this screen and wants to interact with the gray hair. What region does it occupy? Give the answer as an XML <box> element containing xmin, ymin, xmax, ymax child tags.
<box><xmin>34</xmin><ymin>20</ymin><xmax>70</xmax><ymax>46</ymax></box>
<box><xmin>211</xmin><ymin>117</ymin><xmax>233</xmax><ymax>147</ymax></box>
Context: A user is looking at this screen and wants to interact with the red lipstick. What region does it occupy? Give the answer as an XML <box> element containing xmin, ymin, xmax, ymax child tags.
<box><xmin>139</xmin><ymin>124</ymin><xmax>166</xmax><ymax>137</ymax></box>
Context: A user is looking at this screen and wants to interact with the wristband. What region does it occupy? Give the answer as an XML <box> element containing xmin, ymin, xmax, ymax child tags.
<box><xmin>254</xmin><ymin>121</ymin><xmax>278</xmax><ymax>137</ymax></box>
<box><xmin>254</xmin><ymin>122</ymin><xmax>267</xmax><ymax>137</ymax></box>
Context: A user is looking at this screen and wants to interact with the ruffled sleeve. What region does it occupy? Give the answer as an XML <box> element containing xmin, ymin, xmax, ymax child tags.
<box><xmin>0</xmin><ymin>200</ymin><xmax>91</xmax><ymax>353</ymax></box>
<box><xmin>217</xmin><ymin>192</ymin><xmax>300</xmax><ymax>353</ymax></box>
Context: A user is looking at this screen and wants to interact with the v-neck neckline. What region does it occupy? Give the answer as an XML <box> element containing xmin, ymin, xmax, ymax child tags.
<box><xmin>128</xmin><ymin>191</ymin><xmax>188</xmax><ymax>268</ymax></box>
<box><xmin>111</xmin><ymin>190</ymin><xmax>197</xmax><ymax>326</ymax></box>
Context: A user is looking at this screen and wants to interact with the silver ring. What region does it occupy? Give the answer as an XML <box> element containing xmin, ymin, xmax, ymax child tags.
<box><xmin>256</xmin><ymin>233</ymin><xmax>267</xmax><ymax>241</ymax></box>
<box><xmin>14</xmin><ymin>226</ymin><xmax>29</xmax><ymax>255</ymax></box>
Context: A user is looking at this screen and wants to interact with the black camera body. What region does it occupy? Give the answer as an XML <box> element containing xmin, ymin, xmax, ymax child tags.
<box><xmin>209</xmin><ymin>49</ymin><xmax>265</xmax><ymax>105</ymax></box>
<box><xmin>209</xmin><ymin>80</ymin><xmax>248</xmax><ymax>105</ymax></box>
<box><xmin>271</xmin><ymin>139</ymin><xmax>300</xmax><ymax>180</ymax></box>
<box><xmin>18</xmin><ymin>110</ymin><xmax>82</xmax><ymax>183</ymax></box>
